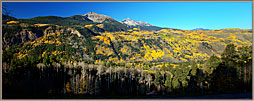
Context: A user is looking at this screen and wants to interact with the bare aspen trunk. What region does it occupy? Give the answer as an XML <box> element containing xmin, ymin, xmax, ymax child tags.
<box><xmin>73</xmin><ymin>69</ymin><xmax>75</xmax><ymax>93</ymax></box>
<box><xmin>239</xmin><ymin>66</ymin><xmax>242</xmax><ymax>82</ymax></box>
<box><xmin>63</xmin><ymin>68</ymin><xmax>66</xmax><ymax>94</ymax></box>
<box><xmin>121</xmin><ymin>71</ymin><xmax>123</xmax><ymax>88</ymax></box>
<box><xmin>248</xmin><ymin>64</ymin><xmax>251</xmax><ymax>88</ymax></box>
<box><xmin>129</xmin><ymin>72</ymin><xmax>131</xmax><ymax>92</ymax></box>
<box><xmin>107</xmin><ymin>75</ymin><xmax>109</xmax><ymax>89</ymax></box>
<box><xmin>110</xmin><ymin>67</ymin><xmax>111</xmax><ymax>88</ymax></box>
<box><xmin>89</xmin><ymin>72</ymin><xmax>91</xmax><ymax>94</ymax></box>
<box><xmin>92</xmin><ymin>74</ymin><xmax>95</xmax><ymax>95</ymax></box>
<box><xmin>244</xmin><ymin>66</ymin><xmax>247</xmax><ymax>84</ymax></box>
<box><xmin>98</xmin><ymin>70</ymin><xmax>101</xmax><ymax>90</ymax></box>
<box><xmin>118</xmin><ymin>70</ymin><xmax>120</xmax><ymax>87</ymax></box>
<box><xmin>86</xmin><ymin>72</ymin><xmax>88</xmax><ymax>94</ymax></box>
<box><xmin>244</xmin><ymin>65</ymin><xmax>247</xmax><ymax>92</ymax></box>
<box><xmin>39</xmin><ymin>68</ymin><xmax>42</xmax><ymax>79</ymax></box>
<box><xmin>95</xmin><ymin>76</ymin><xmax>97</xmax><ymax>95</ymax></box>
<box><xmin>82</xmin><ymin>68</ymin><xmax>85</xmax><ymax>91</ymax></box>
<box><xmin>76</xmin><ymin>73</ymin><xmax>79</xmax><ymax>94</ymax></box>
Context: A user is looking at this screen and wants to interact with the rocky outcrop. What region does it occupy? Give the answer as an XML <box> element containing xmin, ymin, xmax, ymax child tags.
<box><xmin>2</xmin><ymin>25</ymin><xmax>85</xmax><ymax>50</ymax></box>
<box><xmin>2</xmin><ymin>27</ymin><xmax>43</xmax><ymax>50</ymax></box>
<box><xmin>83</xmin><ymin>12</ymin><xmax>116</xmax><ymax>23</ymax></box>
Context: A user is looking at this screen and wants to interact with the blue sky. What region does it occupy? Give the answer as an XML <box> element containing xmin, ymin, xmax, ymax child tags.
<box><xmin>2</xmin><ymin>2</ymin><xmax>252</xmax><ymax>30</ymax></box>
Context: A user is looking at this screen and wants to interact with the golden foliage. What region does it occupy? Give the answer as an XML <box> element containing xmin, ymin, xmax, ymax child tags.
<box><xmin>84</xmin><ymin>24</ymin><xmax>93</xmax><ymax>28</ymax></box>
<box><xmin>7</xmin><ymin>21</ymin><xmax>19</xmax><ymax>24</ymax></box>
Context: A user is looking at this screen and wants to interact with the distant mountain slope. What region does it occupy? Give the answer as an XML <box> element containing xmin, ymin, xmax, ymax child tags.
<box><xmin>3</xmin><ymin>15</ymin><xmax>17</xmax><ymax>21</ymax></box>
<box><xmin>192</xmin><ymin>28</ymin><xmax>210</xmax><ymax>31</ymax></box>
<box><xmin>120</xmin><ymin>18</ymin><xmax>152</xmax><ymax>26</ymax></box>
<box><xmin>5</xmin><ymin>12</ymin><xmax>129</xmax><ymax>32</ymax></box>
<box><xmin>120</xmin><ymin>18</ymin><xmax>165</xmax><ymax>31</ymax></box>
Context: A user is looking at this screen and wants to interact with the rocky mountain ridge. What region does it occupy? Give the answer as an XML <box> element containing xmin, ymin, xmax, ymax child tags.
<box><xmin>83</xmin><ymin>12</ymin><xmax>116</xmax><ymax>23</ymax></box>
<box><xmin>120</xmin><ymin>18</ymin><xmax>153</xmax><ymax>26</ymax></box>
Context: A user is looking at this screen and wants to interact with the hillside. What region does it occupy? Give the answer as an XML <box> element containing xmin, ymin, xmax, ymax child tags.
<box><xmin>2</xmin><ymin>18</ymin><xmax>252</xmax><ymax>68</ymax></box>
<box><xmin>2</xmin><ymin>13</ymin><xmax>252</xmax><ymax>98</ymax></box>
<box><xmin>5</xmin><ymin>12</ymin><xmax>129</xmax><ymax>32</ymax></box>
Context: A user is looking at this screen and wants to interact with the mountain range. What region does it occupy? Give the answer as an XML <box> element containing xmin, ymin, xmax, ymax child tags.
<box><xmin>3</xmin><ymin>12</ymin><xmax>171</xmax><ymax>32</ymax></box>
<box><xmin>192</xmin><ymin>28</ymin><xmax>210</xmax><ymax>31</ymax></box>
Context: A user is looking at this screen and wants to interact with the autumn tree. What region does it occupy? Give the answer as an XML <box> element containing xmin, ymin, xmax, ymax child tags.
<box><xmin>203</xmin><ymin>55</ymin><xmax>221</xmax><ymax>75</ymax></box>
